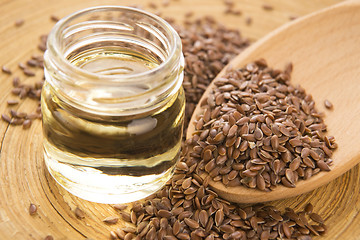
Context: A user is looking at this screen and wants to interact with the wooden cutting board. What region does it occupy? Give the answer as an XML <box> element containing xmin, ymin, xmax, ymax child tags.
<box><xmin>2</xmin><ymin>0</ymin><xmax>359</xmax><ymax>239</ymax></box>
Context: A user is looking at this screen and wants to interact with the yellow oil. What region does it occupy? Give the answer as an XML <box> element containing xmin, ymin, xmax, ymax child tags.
<box><xmin>41</xmin><ymin>48</ymin><xmax>184</xmax><ymax>203</ymax></box>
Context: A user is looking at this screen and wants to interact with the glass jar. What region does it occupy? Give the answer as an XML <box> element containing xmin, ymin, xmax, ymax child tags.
<box><xmin>41</xmin><ymin>6</ymin><xmax>185</xmax><ymax>203</ymax></box>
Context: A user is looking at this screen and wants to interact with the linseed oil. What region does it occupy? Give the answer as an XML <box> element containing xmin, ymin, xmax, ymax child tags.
<box><xmin>42</xmin><ymin>47</ymin><xmax>184</xmax><ymax>203</ymax></box>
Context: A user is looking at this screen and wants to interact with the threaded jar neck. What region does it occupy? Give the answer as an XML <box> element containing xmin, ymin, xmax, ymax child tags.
<box><xmin>44</xmin><ymin>6</ymin><xmax>184</xmax><ymax>116</ymax></box>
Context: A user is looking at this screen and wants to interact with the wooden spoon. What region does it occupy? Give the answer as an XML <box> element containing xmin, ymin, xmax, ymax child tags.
<box><xmin>186</xmin><ymin>0</ymin><xmax>360</xmax><ymax>203</ymax></box>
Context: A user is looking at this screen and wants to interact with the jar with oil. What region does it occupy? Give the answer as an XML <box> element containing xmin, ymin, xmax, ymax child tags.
<box><xmin>42</xmin><ymin>6</ymin><xmax>185</xmax><ymax>203</ymax></box>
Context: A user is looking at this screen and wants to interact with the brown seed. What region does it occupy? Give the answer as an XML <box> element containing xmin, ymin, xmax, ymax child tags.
<box><xmin>103</xmin><ymin>216</ymin><xmax>119</xmax><ymax>224</ymax></box>
<box><xmin>7</xmin><ymin>100</ymin><xmax>19</xmax><ymax>105</ymax></box>
<box><xmin>305</xmin><ymin>203</ymin><xmax>313</xmax><ymax>214</ymax></box>
<box><xmin>130</xmin><ymin>211</ymin><xmax>137</xmax><ymax>224</ymax></box>
<box><xmin>157</xmin><ymin>209</ymin><xmax>172</xmax><ymax>218</ymax></box>
<box><xmin>120</xmin><ymin>212</ymin><xmax>131</xmax><ymax>222</ymax></box>
<box><xmin>173</xmin><ymin>220</ymin><xmax>181</xmax><ymax>235</ymax></box>
<box><xmin>22</xmin><ymin>119</ymin><xmax>32</xmax><ymax>129</ymax></box>
<box><xmin>113</xmin><ymin>204</ymin><xmax>128</xmax><ymax>210</ymax></box>
<box><xmin>27</xmin><ymin>59</ymin><xmax>38</xmax><ymax>67</ymax></box>
<box><xmin>15</xmin><ymin>19</ymin><xmax>25</xmax><ymax>27</ymax></box>
<box><xmin>254</xmin><ymin>127</ymin><xmax>263</xmax><ymax>140</ymax></box>
<box><xmin>245</xmin><ymin>16</ymin><xmax>252</xmax><ymax>25</ymax></box>
<box><xmin>23</xmin><ymin>68</ymin><xmax>35</xmax><ymax>76</ymax></box>
<box><xmin>324</xmin><ymin>99</ymin><xmax>333</xmax><ymax>109</ymax></box>
<box><xmin>289</xmin><ymin>157</ymin><xmax>301</xmax><ymax>171</ymax></box>
<box><xmin>184</xmin><ymin>217</ymin><xmax>199</xmax><ymax>229</ymax></box>
<box><xmin>2</xmin><ymin>114</ymin><xmax>11</xmax><ymax>123</ymax></box>
<box><xmin>256</xmin><ymin>174</ymin><xmax>266</xmax><ymax>191</ymax></box>
<box><xmin>50</xmin><ymin>15</ymin><xmax>60</xmax><ymax>22</ymax></box>
<box><xmin>44</xmin><ymin>235</ymin><xmax>54</xmax><ymax>240</ymax></box>
<box><xmin>115</xmin><ymin>228</ymin><xmax>126</xmax><ymax>239</ymax></box>
<box><xmin>29</xmin><ymin>203</ymin><xmax>37</xmax><ymax>215</ymax></box>
<box><xmin>262</xmin><ymin>3</ymin><xmax>274</xmax><ymax>11</ymax></box>
<box><xmin>228</xmin><ymin>125</ymin><xmax>238</xmax><ymax>138</ymax></box>
<box><xmin>215</xmin><ymin>209</ymin><xmax>224</xmax><ymax>226</ymax></box>
<box><xmin>310</xmin><ymin>212</ymin><xmax>324</xmax><ymax>224</ymax></box>
<box><xmin>74</xmin><ymin>207</ymin><xmax>85</xmax><ymax>219</ymax></box>
<box><xmin>285</xmin><ymin>169</ymin><xmax>295</xmax><ymax>184</ymax></box>
<box><xmin>2</xmin><ymin>65</ymin><xmax>12</xmax><ymax>74</ymax></box>
<box><xmin>12</xmin><ymin>76</ymin><xmax>20</xmax><ymax>87</ymax></box>
<box><xmin>38</xmin><ymin>43</ymin><xmax>47</xmax><ymax>52</ymax></box>
<box><xmin>317</xmin><ymin>160</ymin><xmax>331</xmax><ymax>171</ymax></box>
<box><xmin>270</xmin><ymin>135</ymin><xmax>279</xmax><ymax>150</ymax></box>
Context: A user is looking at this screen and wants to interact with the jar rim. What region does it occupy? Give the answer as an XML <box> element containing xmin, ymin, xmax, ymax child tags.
<box><xmin>47</xmin><ymin>5</ymin><xmax>181</xmax><ymax>83</ymax></box>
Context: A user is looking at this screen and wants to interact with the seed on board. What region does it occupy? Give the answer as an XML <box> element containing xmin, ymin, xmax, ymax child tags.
<box><xmin>2</xmin><ymin>114</ymin><xmax>12</xmax><ymax>123</ymax></box>
<box><xmin>103</xmin><ymin>216</ymin><xmax>119</xmax><ymax>224</ymax></box>
<box><xmin>148</xmin><ymin>2</ymin><xmax>157</xmax><ymax>9</ymax></box>
<box><xmin>262</xmin><ymin>3</ymin><xmax>274</xmax><ymax>11</ymax></box>
<box><xmin>12</xmin><ymin>77</ymin><xmax>20</xmax><ymax>87</ymax></box>
<box><xmin>50</xmin><ymin>15</ymin><xmax>60</xmax><ymax>22</ymax></box>
<box><xmin>23</xmin><ymin>68</ymin><xmax>35</xmax><ymax>76</ymax></box>
<box><xmin>289</xmin><ymin>15</ymin><xmax>298</xmax><ymax>21</ymax></box>
<box><xmin>44</xmin><ymin>235</ymin><xmax>54</xmax><ymax>240</ymax></box>
<box><xmin>305</xmin><ymin>203</ymin><xmax>314</xmax><ymax>214</ymax></box>
<box><xmin>310</xmin><ymin>212</ymin><xmax>324</xmax><ymax>224</ymax></box>
<box><xmin>74</xmin><ymin>207</ymin><xmax>85</xmax><ymax>219</ymax></box>
<box><xmin>22</xmin><ymin>119</ymin><xmax>32</xmax><ymax>129</ymax></box>
<box><xmin>245</xmin><ymin>16</ymin><xmax>253</xmax><ymax>25</ymax></box>
<box><xmin>113</xmin><ymin>204</ymin><xmax>128</xmax><ymax>210</ymax></box>
<box><xmin>324</xmin><ymin>99</ymin><xmax>333</xmax><ymax>110</ymax></box>
<box><xmin>15</xmin><ymin>19</ymin><xmax>25</xmax><ymax>27</ymax></box>
<box><xmin>27</xmin><ymin>59</ymin><xmax>38</xmax><ymax>67</ymax></box>
<box><xmin>7</xmin><ymin>100</ymin><xmax>19</xmax><ymax>105</ymax></box>
<box><xmin>2</xmin><ymin>65</ymin><xmax>12</xmax><ymax>74</ymax></box>
<box><xmin>29</xmin><ymin>203</ymin><xmax>37</xmax><ymax>215</ymax></box>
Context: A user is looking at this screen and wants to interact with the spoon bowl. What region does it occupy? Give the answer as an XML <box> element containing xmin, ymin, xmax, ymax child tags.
<box><xmin>187</xmin><ymin>0</ymin><xmax>360</xmax><ymax>203</ymax></box>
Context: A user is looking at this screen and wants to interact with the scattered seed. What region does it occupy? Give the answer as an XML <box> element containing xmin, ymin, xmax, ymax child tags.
<box><xmin>29</xmin><ymin>203</ymin><xmax>37</xmax><ymax>215</ymax></box>
<box><xmin>15</xmin><ymin>19</ymin><xmax>25</xmax><ymax>27</ymax></box>
<box><xmin>113</xmin><ymin>204</ymin><xmax>128</xmax><ymax>210</ymax></box>
<box><xmin>1</xmin><ymin>114</ymin><xmax>11</xmax><ymax>123</ymax></box>
<box><xmin>262</xmin><ymin>3</ymin><xmax>274</xmax><ymax>11</ymax></box>
<box><xmin>12</xmin><ymin>77</ymin><xmax>20</xmax><ymax>87</ymax></box>
<box><xmin>27</xmin><ymin>59</ymin><xmax>38</xmax><ymax>67</ymax></box>
<box><xmin>148</xmin><ymin>2</ymin><xmax>157</xmax><ymax>9</ymax></box>
<box><xmin>74</xmin><ymin>207</ymin><xmax>85</xmax><ymax>219</ymax></box>
<box><xmin>2</xmin><ymin>65</ymin><xmax>12</xmax><ymax>74</ymax></box>
<box><xmin>289</xmin><ymin>15</ymin><xmax>298</xmax><ymax>21</ymax></box>
<box><xmin>50</xmin><ymin>15</ymin><xmax>60</xmax><ymax>22</ymax></box>
<box><xmin>324</xmin><ymin>99</ymin><xmax>333</xmax><ymax>110</ymax></box>
<box><xmin>23</xmin><ymin>119</ymin><xmax>32</xmax><ymax>129</ymax></box>
<box><xmin>7</xmin><ymin>100</ymin><xmax>19</xmax><ymax>105</ymax></box>
<box><xmin>305</xmin><ymin>203</ymin><xmax>313</xmax><ymax>214</ymax></box>
<box><xmin>310</xmin><ymin>212</ymin><xmax>324</xmax><ymax>224</ymax></box>
<box><xmin>23</xmin><ymin>68</ymin><xmax>35</xmax><ymax>76</ymax></box>
<box><xmin>44</xmin><ymin>235</ymin><xmax>53</xmax><ymax>240</ymax></box>
<box><xmin>103</xmin><ymin>216</ymin><xmax>119</xmax><ymax>224</ymax></box>
<box><xmin>245</xmin><ymin>16</ymin><xmax>252</xmax><ymax>25</ymax></box>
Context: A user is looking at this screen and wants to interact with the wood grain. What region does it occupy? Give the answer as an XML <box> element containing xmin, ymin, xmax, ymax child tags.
<box><xmin>2</xmin><ymin>0</ymin><xmax>358</xmax><ymax>239</ymax></box>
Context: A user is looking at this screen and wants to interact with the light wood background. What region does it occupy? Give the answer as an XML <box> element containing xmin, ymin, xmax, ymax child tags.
<box><xmin>2</xmin><ymin>0</ymin><xmax>359</xmax><ymax>239</ymax></box>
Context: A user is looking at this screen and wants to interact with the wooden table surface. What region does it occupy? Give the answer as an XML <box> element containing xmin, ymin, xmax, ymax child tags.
<box><xmin>2</xmin><ymin>0</ymin><xmax>360</xmax><ymax>239</ymax></box>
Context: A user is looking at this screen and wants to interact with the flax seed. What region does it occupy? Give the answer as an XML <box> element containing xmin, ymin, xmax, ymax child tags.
<box><xmin>29</xmin><ymin>203</ymin><xmax>37</xmax><ymax>215</ymax></box>
<box><xmin>15</xmin><ymin>19</ymin><xmax>25</xmax><ymax>27</ymax></box>
<box><xmin>324</xmin><ymin>99</ymin><xmax>333</xmax><ymax>109</ymax></box>
<box><xmin>2</xmin><ymin>65</ymin><xmax>12</xmax><ymax>74</ymax></box>
<box><xmin>103</xmin><ymin>216</ymin><xmax>119</xmax><ymax>224</ymax></box>
<box><xmin>74</xmin><ymin>207</ymin><xmax>85</xmax><ymax>219</ymax></box>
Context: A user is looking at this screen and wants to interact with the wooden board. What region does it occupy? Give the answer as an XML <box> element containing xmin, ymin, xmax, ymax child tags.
<box><xmin>2</xmin><ymin>0</ymin><xmax>359</xmax><ymax>239</ymax></box>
